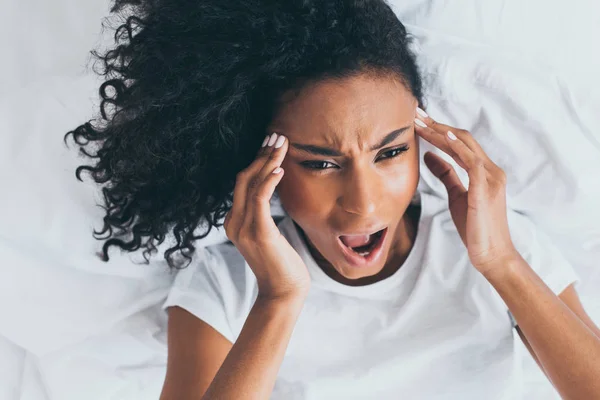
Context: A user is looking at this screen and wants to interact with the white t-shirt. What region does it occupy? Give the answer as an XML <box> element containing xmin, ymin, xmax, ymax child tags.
<box><xmin>163</xmin><ymin>191</ymin><xmax>579</xmax><ymax>399</ymax></box>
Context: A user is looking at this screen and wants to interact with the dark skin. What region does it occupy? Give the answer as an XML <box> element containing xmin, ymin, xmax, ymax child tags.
<box><xmin>161</xmin><ymin>73</ymin><xmax>600</xmax><ymax>400</ymax></box>
<box><xmin>270</xmin><ymin>73</ymin><xmax>421</xmax><ymax>286</ymax></box>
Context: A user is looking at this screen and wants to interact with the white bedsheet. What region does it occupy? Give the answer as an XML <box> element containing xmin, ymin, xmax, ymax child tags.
<box><xmin>1</xmin><ymin>1</ymin><xmax>599</xmax><ymax>399</ymax></box>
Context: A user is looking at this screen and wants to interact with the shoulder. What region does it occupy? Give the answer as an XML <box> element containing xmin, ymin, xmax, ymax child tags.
<box><xmin>167</xmin><ymin>242</ymin><xmax>254</xmax><ymax>293</ymax></box>
<box><xmin>505</xmin><ymin>209</ymin><xmax>568</xmax><ymax>265</ymax></box>
<box><xmin>207</xmin><ymin>242</ymin><xmax>256</xmax><ymax>291</ymax></box>
<box><xmin>199</xmin><ymin>242</ymin><xmax>259</xmax><ymax>308</ymax></box>
<box><xmin>505</xmin><ymin>211</ymin><xmax>580</xmax><ymax>295</ymax></box>
<box><xmin>163</xmin><ymin>242</ymin><xmax>258</xmax><ymax>342</ymax></box>
<box><xmin>422</xmin><ymin>196</ymin><xmax>579</xmax><ymax>297</ymax></box>
<box><xmin>417</xmin><ymin>192</ymin><xmax>573</xmax><ymax>268</ymax></box>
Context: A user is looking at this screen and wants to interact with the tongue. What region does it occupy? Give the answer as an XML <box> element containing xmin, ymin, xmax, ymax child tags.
<box><xmin>340</xmin><ymin>234</ymin><xmax>372</xmax><ymax>248</ymax></box>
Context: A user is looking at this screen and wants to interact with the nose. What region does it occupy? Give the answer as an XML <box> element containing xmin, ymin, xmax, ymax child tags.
<box><xmin>338</xmin><ymin>165</ymin><xmax>378</xmax><ymax>216</ymax></box>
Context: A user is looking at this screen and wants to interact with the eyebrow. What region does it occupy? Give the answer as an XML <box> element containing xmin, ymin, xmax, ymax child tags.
<box><xmin>290</xmin><ymin>125</ymin><xmax>411</xmax><ymax>157</ymax></box>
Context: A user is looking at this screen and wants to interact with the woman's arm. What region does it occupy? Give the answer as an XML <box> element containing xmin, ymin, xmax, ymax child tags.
<box><xmin>413</xmin><ymin>109</ymin><xmax>600</xmax><ymax>399</ymax></box>
<box><xmin>201</xmin><ymin>133</ymin><xmax>310</xmax><ymax>398</ymax></box>
<box><xmin>202</xmin><ymin>294</ymin><xmax>305</xmax><ymax>400</ymax></box>
<box><xmin>484</xmin><ymin>257</ymin><xmax>600</xmax><ymax>400</ymax></box>
<box><xmin>160</xmin><ymin>307</ymin><xmax>234</xmax><ymax>400</ymax></box>
<box><xmin>160</xmin><ymin>294</ymin><xmax>305</xmax><ymax>400</ymax></box>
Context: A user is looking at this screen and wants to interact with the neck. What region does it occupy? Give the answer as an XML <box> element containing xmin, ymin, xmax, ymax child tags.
<box><xmin>301</xmin><ymin>205</ymin><xmax>421</xmax><ymax>287</ymax></box>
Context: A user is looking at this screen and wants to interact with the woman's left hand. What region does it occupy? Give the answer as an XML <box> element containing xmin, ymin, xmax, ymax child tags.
<box><xmin>414</xmin><ymin>109</ymin><xmax>519</xmax><ymax>276</ymax></box>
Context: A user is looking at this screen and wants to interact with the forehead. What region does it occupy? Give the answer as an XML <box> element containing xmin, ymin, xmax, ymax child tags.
<box><xmin>270</xmin><ymin>74</ymin><xmax>417</xmax><ymax>145</ymax></box>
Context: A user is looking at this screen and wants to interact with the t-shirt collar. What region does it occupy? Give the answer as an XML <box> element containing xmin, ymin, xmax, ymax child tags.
<box><xmin>278</xmin><ymin>193</ymin><xmax>430</xmax><ymax>299</ymax></box>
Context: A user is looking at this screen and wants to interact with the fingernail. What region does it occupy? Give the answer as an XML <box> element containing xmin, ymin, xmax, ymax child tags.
<box><xmin>447</xmin><ymin>130</ymin><xmax>457</xmax><ymax>140</ymax></box>
<box><xmin>267</xmin><ymin>133</ymin><xmax>278</xmax><ymax>146</ymax></box>
<box><xmin>272</xmin><ymin>167</ymin><xmax>283</xmax><ymax>174</ymax></box>
<box><xmin>414</xmin><ymin>118</ymin><xmax>427</xmax><ymax>128</ymax></box>
<box><xmin>416</xmin><ymin>107</ymin><xmax>428</xmax><ymax>118</ymax></box>
<box><xmin>274</xmin><ymin>135</ymin><xmax>286</xmax><ymax>148</ymax></box>
<box><xmin>261</xmin><ymin>135</ymin><xmax>270</xmax><ymax>147</ymax></box>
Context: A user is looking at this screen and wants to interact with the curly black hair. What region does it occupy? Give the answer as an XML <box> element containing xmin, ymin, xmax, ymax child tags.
<box><xmin>64</xmin><ymin>0</ymin><xmax>424</xmax><ymax>269</ymax></box>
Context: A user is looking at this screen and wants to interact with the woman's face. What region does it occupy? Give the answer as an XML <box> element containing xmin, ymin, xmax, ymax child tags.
<box><xmin>270</xmin><ymin>73</ymin><xmax>420</xmax><ymax>282</ymax></box>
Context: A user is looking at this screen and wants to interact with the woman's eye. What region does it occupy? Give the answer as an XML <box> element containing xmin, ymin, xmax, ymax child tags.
<box><xmin>300</xmin><ymin>146</ymin><xmax>409</xmax><ymax>171</ymax></box>
<box><xmin>377</xmin><ymin>145</ymin><xmax>409</xmax><ymax>161</ymax></box>
<box><xmin>301</xmin><ymin>161</ymin><xmax>338</xmax><ymax>170</ymax></box>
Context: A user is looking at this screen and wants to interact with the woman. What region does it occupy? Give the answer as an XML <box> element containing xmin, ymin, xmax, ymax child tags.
<box><xmin>65</xmin><ymin>0</ymin><xmax>600</xmax><ymax>398</ymax></box>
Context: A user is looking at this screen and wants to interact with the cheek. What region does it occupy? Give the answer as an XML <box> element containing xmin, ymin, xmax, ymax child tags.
<box><xmin>276</xmin><ymin>149</ymin><xmax>420</xmax><ymax>219</ymax></box>
<box><xmin>386</xmin><ymin>151</ymin><xmax>420</xmax><ymax>194</ymax></box>
<box><xmin>372</xmin><ymin>142</ymin><xmax>420</xmax><ymax>203</ymax></box>
<box><xmin>276</xmin><ymin>164</ymin><xmax>331</xmax><ymax>221</ymax></box>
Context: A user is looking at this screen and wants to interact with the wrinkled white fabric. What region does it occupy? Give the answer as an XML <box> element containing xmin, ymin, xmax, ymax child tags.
<box><xmin>164</xmin><ymin>192</ymin><xmax>579</xmax><ymax>400</ymax></box>
<box><xmin>1</xmin><ymin>0</ymin><xmax>599</xmax><ymax>398</ymax></box>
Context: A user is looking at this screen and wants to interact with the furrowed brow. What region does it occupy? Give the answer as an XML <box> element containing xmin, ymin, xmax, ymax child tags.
<box><xmin>369</xmin><ymin>125</ymin><xmax>411</xmax><ymax>151</ymax></box>
<box><xmin>290</xmin><ymin>125</ymin><xmax>411</xmax><ymax>156</ymax></box>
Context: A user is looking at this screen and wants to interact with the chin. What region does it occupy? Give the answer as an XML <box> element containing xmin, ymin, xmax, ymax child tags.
<box><xmin>338</xmin><ymin>267</ymin><xmax>383</xmax><ymax>281</ymax></box>
<box><xmin>335</xmin><ymin>257</ymin><xmax>387</xmax><ymax>279</ymax></box>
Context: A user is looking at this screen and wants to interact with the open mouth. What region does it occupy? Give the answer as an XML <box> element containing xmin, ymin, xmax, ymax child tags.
<box><xmin>337</xmin><ymin>227</ymin><xmax>388</xmax><ymax>267</ymax></box>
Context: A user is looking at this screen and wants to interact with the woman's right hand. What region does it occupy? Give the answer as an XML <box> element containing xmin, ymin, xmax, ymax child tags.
<box><xmin>224</xmin><ymin>133</ymin><xmax>311</xmax><ymax>301</ymax></box>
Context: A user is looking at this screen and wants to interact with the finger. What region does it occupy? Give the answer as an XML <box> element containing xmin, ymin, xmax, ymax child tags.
<box><xmin>223</xmin><ymin>210</ymin><xmax>232</xmax><ymax>229</ymax></box>
<box><xmin>227</xmin><ymin>133</ymin><xmax>273</xmax><ymax>239</ymax></box>
<box><xmin>414</xmin><ymin>119</ymin><xmax>469</xmax><ymax>171</ymax></box>
<box><xmin>248</xmin><ymin>133</ymin><xmax>280</xmax><ymax>175</ymax></box>
<box><xmin>256</xmin><ymin>134</ymin><xmax>289</xmax><ymax>185</ymax></box>
<box><xmin>249</xmin><ymin>166</ymin><xmax>286</xmax><ymax>236</ymax></box>
<box><xmin>223</xmin><ymin>210</ymin><xmax>235</xmax><ymax>240</ymax></box>
<box><xmin>423</xmin><ymin>151</ymin><xmax>466</xmax><ymax>202</ymax></box>
<box><xmin>444</xmin><ymin>130</ymin><xmax>479</xmax><ymax>170</ymax></box>
<box><xmin>228</xmin><ymin>170</ymin><xmax>251</xmax><ymax>241</ymax></box>
<box><xmin>416</xmin><ymin>108</ymin><xmax>492</xmax><ymax>163</ymax></box>
<box><xmin>445</xmin><ymin>130</ymin><xmax>489</xmax><ymax>199</ymax></box>
<box><xmin>224</xmin><ymin>210</ymin><xmax>230</xmax><ymax>225</ymax></box>
<box><xmin>245</xmin><ymin>133</ymin><xmax>287</xmax><ymax>212</ymax></box>
<box><xmin>243</xmin><ymin>133</ymin><xmax>288</xmax><ymax>234</ymax></box>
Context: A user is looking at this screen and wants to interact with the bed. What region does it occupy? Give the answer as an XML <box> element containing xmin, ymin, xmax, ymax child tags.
<box><xmin>1</xmin><ymin>0</ymin><xmax>599</xmax><ymax>398</ymax></box>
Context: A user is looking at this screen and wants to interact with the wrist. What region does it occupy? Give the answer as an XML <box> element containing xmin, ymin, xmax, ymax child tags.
<box><xmin>480</xmin><ymin>252</ymin><xmax>525</xmax><ymax>283</ymax></box>
<box><xmin>256</xmin><ymin>290</ymin><xmax>308</xmax><ymax>311</ymax></box>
